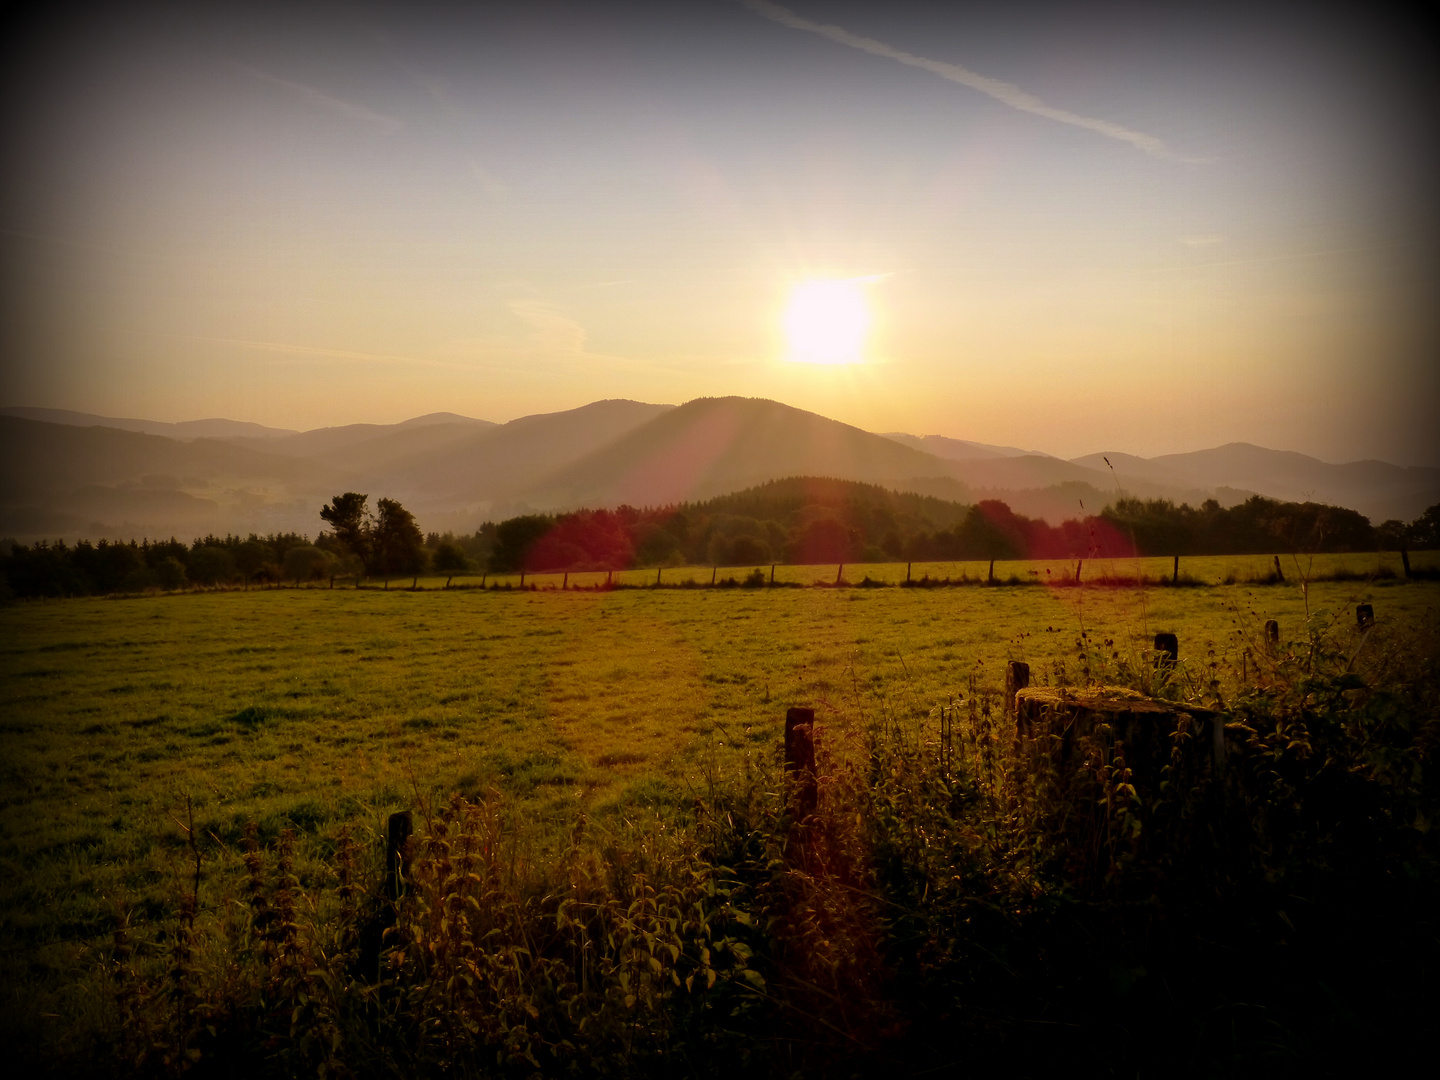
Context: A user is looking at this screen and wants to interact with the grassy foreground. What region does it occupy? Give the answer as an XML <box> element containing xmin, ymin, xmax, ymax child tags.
<box><xmin>2</xmin><ymin>560</ymin><xmax>1438</xmax><ymax>1074</ymax></box>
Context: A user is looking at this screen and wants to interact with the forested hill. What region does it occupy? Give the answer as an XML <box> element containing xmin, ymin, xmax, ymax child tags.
<box><xmin>687</xmin><ymin>477</ymin><xmax>973</xmax><ymax>533</ymax></box>
<box><xmin>483</xmin><ymin>483</ymin><xmax>1437</xmax><ymax>574</ymax></box>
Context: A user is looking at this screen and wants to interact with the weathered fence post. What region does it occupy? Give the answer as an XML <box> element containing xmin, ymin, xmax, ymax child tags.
<box><xmin>987</xmin><ymin>559</ymin><xmax>995</xmax><ymax>584</ymax></box>
<box><xmin>907</xmin><ymin>562</ymin><xmax>912</xmax><ymax>583</ymax></box>
<box><xmin>1401</xmin><ymin>547</ymin><xmax>1412</xmax><ymax>578</ymax></box>
<box><xmin>520</xmin><ymin>570</ymin><xmax>526</xmax><ymax>587</ymax></box>
<box><xmin>1357</xmin><ymin>603</ymin><xmax>1374</xmax><ymax>629</ymax></box>
<box><xmin>836</xmin><ymin>564</ymin><xmax>844</xmax><ymax>585</ymax></box>
<box><xmin>1005</xmin><ymin>660</ymin><xmax>1030</xmax><ymax>720</ymax></box>
<box><xmin>357</xmin><ymin>809</ymin><xmax>416</xmax><ymax>981</ymax></box>
<box><xmin>712</xmin><ymin>566</ymin><xmax>717</xmax><ymax>585</ymax></box>
<box><xmin>1265</xmin><ymin>619</ymin><xmax>1280</xmax><ymax>652</ymax></box>
<box><xmin>562</xmin><ymin>572</ymin><xmax>568</xmax><ymax>590</ymax></box>
<box><xmin>656</xmin><ymin>567</ymin><xmax>662</xmax><ymax>586</ymax></box>
<box><xmin>770</xmin><ymin>564</ymin><xmax>776</xmax><ymax>585</ymax></box>
<box><xmin>385</xmin><ymin>810</ymin><xmax>413</xmax><ymax>903</ymax></box>
<box><xmin>1273</xmin><ymin>556</ymin><xmax>1284</xmax><ymax>583</ymax></box>
<box><xmin>1173</xmin><ymin>555</ymin><xmax>1179</xmax><ymax>583</ymax></box>
<box><xmin>606</xmin><ymin>569</ymin><xmax>612</xmax><ymax>587</ymax></box>
<box><xmin>1076</xmin><ymin>559</ymin><xmax>1083</xmax><ymax>584</ymax></box>
<box><xmin>1155</xmin><ymin>632</ymin><xmax>1179</xmax><ymax>670</ymax></box>
<box><xmin>784</xmin><ymin>707</ymin><xmax>817</xmax><ymax>820</ymax></box>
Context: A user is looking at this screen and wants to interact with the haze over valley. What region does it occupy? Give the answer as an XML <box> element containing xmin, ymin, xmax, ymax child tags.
<box><xmin>3</xmin><ymin>398</ymin><xmax>1434</xmax><ymax>543</ymax></box>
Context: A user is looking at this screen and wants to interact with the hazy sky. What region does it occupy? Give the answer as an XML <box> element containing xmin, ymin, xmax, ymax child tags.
<box><xmin>2</xmin><ymin>0</ymin><xmax>1436</xmax><ymax>463</ymax></box>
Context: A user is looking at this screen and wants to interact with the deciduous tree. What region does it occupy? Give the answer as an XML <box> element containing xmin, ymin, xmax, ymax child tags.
<box><xmin>320</xmin><ymin>493</ymin><xmax>371</xmax><ymax>565</ymax></box>
<box><xmin>372</xmin><ymin>497</ymin><xmax>425</xmax><ymax>586</ymax></box>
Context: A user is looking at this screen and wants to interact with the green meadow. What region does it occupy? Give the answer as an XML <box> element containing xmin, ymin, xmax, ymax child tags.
<box><xmin>2</xmin><ymin>556</ymin><xmax>1437</xmax><ymax>1064</ymax></box>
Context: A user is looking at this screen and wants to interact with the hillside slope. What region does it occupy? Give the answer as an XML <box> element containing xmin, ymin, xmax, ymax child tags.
<box><xmin>512</xmin><ymin>397</ymin><xmax>956</xmax><ymax>509</ymax></box>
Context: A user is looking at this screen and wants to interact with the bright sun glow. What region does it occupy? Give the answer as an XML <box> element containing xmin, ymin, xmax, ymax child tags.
<box><xmin>783</xmin><ymin>279</ymin><xmax>870</xmax><ymax>364</ymax></box>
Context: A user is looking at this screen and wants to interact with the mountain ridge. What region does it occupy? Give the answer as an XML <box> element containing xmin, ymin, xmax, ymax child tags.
<box><xmin>1</xmin><ymin>399</ymin><xmax>1435</xmax><ymax>541</ymax></box>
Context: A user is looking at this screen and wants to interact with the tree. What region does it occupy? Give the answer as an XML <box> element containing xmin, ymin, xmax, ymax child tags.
<box><xmin>155</xmin><ymin>556</ymin><xmax>188</xmax><ymax>591</ymax></box>
<box><xmin>320</xmin><ymin>493</ymin><xmax>370</xmax><ymax>566</ymax></box>
<box><xmin>372</xmin><ymin>497</ymin><xmax>425</xmax><ymax>586</ymax></box>
<box><xmin>234</xmin><ymin>538</ymin><xmax>274</xmax><ymax>589</ymax></box>
<box><xmin>432</xmin><ymin>542</ymin><xmax>469</xmax><ymax>588</ymax></box>
<box><xmin>489</xmin><ymin>515</ymin><xmax>554</xmax><ymax>574</ymax></box>
<box><xmin>282</xmin><ymin>544</ymin><xmax>335</xmax><ymax>585</ymax></box>
<box><xmin>188</xmin><ymin>545</ymin><xmax>237</xmax><ymax>587</ymax></box>
<box><xmin>789</xmin><ymin>516</ymin><xmax>856</xmax><ymax>565</ymax></box>
<box><xmin>1411</xmin><ymin>503</ymin><xmax>1440</xmax><ymax>549</ymax></box>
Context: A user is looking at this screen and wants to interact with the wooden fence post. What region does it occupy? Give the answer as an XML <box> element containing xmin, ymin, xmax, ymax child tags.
<box><xmin>562</xmin><ymin>572</ymin><xmax>568</xmax><ymax>590</ymax></box>
<box><xmin>357</xmin><ymin>809</ymin><xmax>417</xmax><ymax>981</ymax></box>
<box><xmin>1154</xmin><ymin>632</ymin><xmax>1179</xmax><ymax>670</ymax></box>
<box><xmin>1075</xmin><ymin>559</ymin><xmax>1083</xmax><ymax>584</ymax></box>
<box><xmin>1401</xmin><ymin>547</ymin><xmax>1412</xmax><ymax>578</ymax></box>
<box><xmin>784</xmin><ymin>707</ymin><xmax>817</xmax><ymax>820</ymax></box>
<box><xmin>836</xmin><ymin>564</ymin><xmax>844</xmax><ymax>585</ymax></box>
<box><xmin>520</xmin><ymin>570</ymin><xmax>525</xmax><ymax>587</ymax></box>
<box><xmin>907</xmin><ymin>562</ymin><xmax>912</xmax><ymax>584</ymax></box>
<box><xmin>1265</xmin><ymin>619</ymin><xmax>1280</xmax><ymax>652</ymax></box>
<box><xmin>656</xmin><ymin>567</ymin><xmax>662</xmax><ymax>586</ymax></box>
<box><xmin>987</xmin><ymin>559</ymin><xmax>994</xmax><ymax>584</ymax></box>
<box><xmin>1357</xmin><ymin>603</ymin><xmax>1374</xmax><ymax>629</ymax></box>
<box><xmin>606</xmin><ymin>569</ymin><xmax>612</xmax><ymax>587</ymax></box>
<box><xmin>385</xmin><ymin>810</ymin><xmax>413</xmax><ymax>903</ymax></box>
<box><xmin>770</xmin><ymin>564</ymin><xmax>775</xmax><ymax>585</ymax></box>
<box><xmin>1273</xmin><ymin>556</ymin><xmax>1284</xmax><ymax>583</ymax></box>
<box><xmin>712</xmin><ymin>566</ymin><xmax>717</xmax><ymax>585</ymax></box>
<box><xmin>1173</xmin><ymin>555</ymin><xmax>1179</xmax><ymax>583</ymax></box>
<box><xmin>1005</xmin><ymin>660</ymin><xmax>1030</xmax><ymax>721</ymax></box>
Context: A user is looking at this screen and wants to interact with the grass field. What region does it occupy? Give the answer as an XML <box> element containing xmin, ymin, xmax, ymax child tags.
<box><xmin>2</xmin><ymin>556</ymin><xmax>1438</xmax><ymax>1063</ymax></box>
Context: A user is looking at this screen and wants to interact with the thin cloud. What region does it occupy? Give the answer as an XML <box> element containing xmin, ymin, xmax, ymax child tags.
<box><xmin>1180</xmin><ymin>234</ymin><xmax>1224</xmax><ymax>247</ymax></box>
<box><xmin>233</xmin><ymin>63</ymin><xmax>403</xmax><ymax>135</ymax></box>
<box><xmin>741</xmin><ymin>0</ymin><xmax>1193</xmax><ymax>161</ymax></box>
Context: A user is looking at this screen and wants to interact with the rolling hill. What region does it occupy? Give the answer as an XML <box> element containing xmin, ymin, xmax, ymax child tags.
<box><xmin>1</xmin><ymin>398</ymin><xmax>1434</xmax><ymax>542</ymax></box>
<box><xmin>511</xmin><ymin>397</ymin><xmax>952</xmax><ymax>510</ymax></box>
<box><xmin>1070</xmin><ymin>445</ymin><xmax>1440</xmax><ymax>524</ymax></box>
<box><xmin>0</xmin><ymin>406</ymin><xmax>300</xmax><ymax>440</ymax></box>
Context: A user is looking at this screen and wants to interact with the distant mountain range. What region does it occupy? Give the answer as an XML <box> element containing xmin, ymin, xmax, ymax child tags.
<box><xmin>1</xmin><ymin>398</ymin><xmax>1435</xmax><ymax>541</ymax></box>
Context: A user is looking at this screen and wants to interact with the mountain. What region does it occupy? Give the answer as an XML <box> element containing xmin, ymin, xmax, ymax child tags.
<box><xmin>1071</xmin><ymin>444</ymin><xmax>1440</xmax><ymax>522</ymax></box>
<box><xmin>0</xmin><ymin>416</ymin><xmax>329</xmax><ymax>537</ymax></box>
<box><xmin>510</xmin><ymin>397</ymin><xmax>953</xmax><ymax>509</ymax></box>
<box><xmin>0</xmin><ymin>406</ymin><xmax>300</xmax><ymax>440</ymax></box>
<box><xmin>882</xmin><ymin>433</ymin><xmax>1040</xmax><ymax>461</ymax></box>
<box><xmin>2</xmin><ymin>398</ymin><xmax>1434</xmax><ymax>542</ymax></box>
<box><xmin>0</xmin><ymin>401</ymin><xmax>674</xmax><ymax>540</ymax></box>
<box><xmin>395</xmin><ymin>412</ymin><xmax>492</xmax><ymax>429</ymax></box>
<box><xmin>383</xmin><ymin>399</ymin><xmax>678</xmax><ymax>512</ymax></box>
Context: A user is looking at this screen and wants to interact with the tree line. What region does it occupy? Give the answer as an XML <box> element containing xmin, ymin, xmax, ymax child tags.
<box><xmin>3</xmin><ymin>479</ymin><xmax>1435</xmax><ymax>598</ymax></box>
<box><xmin>0</xmin><ymin>493</ymin><xmax>431</xmax><ymax>598</ymax></box>
<box><xmin>480</xmin><ymin>483</ymin><xmax>1436</xmax><ymax>574</ymax></box>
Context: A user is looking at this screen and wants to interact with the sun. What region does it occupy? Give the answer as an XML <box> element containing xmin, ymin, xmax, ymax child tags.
<box><xmin>783</xmin><ymin>279</ymin><xmax>870</xmax><ymax>364</ymax></box>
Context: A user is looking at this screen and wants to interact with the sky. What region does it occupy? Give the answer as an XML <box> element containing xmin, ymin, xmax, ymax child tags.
<box><xmin>1</xmin><ymin>0</ymin><xmax>1436</xmax><ymax>464</ymax></box>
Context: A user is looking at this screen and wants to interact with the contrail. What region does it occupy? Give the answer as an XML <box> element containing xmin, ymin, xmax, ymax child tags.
<box><xmin>741</xmin><ymin>0</ymin><xmax>1190</xmax><ymax>160</ymax></box>
<box><xmin>233</xmin><ymin>63</ymin><xmax>403</xmax><ymax>135</ymax></box>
